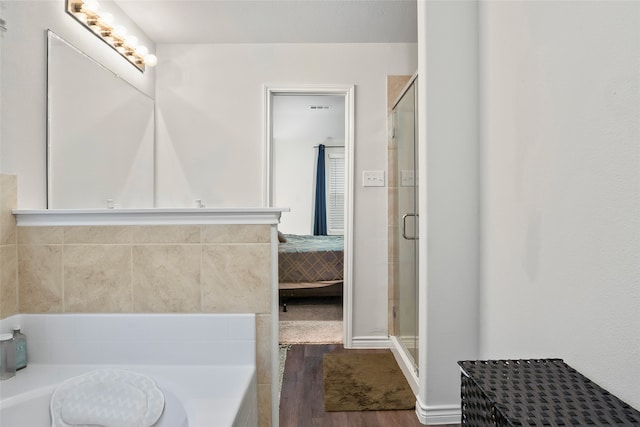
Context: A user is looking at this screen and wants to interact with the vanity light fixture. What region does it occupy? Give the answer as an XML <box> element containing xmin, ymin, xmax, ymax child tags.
<box><xmin>66</xmin><ymin>0</ymin><xmax>157</xmax><ymax>71</ymax></box>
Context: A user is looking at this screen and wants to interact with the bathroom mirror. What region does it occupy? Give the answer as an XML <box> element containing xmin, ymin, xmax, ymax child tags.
<box><xmin>47</xmin><ymin>31</ymin><xmax>154</xmax><ymax>209</ymax></box>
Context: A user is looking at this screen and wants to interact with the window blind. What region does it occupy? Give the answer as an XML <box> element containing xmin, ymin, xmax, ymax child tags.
<box><xmin>326</xmin><ymin>153</ymin><xmax>345</xmax><ymax>235</ymax></box>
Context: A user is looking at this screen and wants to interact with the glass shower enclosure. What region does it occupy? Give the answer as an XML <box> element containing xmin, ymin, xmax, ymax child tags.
<box><xmin>390</xmin><ymin>76</ymin><xmax>419</xmax><ymax>377</ymax></box>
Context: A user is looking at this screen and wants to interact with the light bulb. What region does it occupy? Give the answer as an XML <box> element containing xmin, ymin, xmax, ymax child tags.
<box><xmin>124</xmin><ymin>35</ymin><xmax>138</xmax><ymax>48</ymax></box>
<box><xmin>82</xmin><ymin>0</ymin><xmax>99</xmax><ymax>14</ymax></box>
<box><xmin>135</xmin><ymin>45</ymin><xmax>149</xmax><ymax>57</ymax></box>
<box><xmin>100</xmin><ymin>12</ymin><xmax>114</xmax><ymax>26</ymax></box>
<box><xmin>74</xmin><ymin>12</ymin><xmax>88</xmax><ymax>23</ymax></box>
<box><xmin>112</xmin><ymin>24</ymin><xmax>126</xmax><ymax>38</ymax></box>
<box><xmin>143</xmin><ymin>54</ymin><xmax>158</xmax><ymax>67</ymax></box>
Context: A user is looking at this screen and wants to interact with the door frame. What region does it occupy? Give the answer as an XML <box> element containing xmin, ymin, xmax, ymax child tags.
<box><xmin>263</xmin><ymin>84</ymin><xmax>355</xmax><ymax>347</ymax></box>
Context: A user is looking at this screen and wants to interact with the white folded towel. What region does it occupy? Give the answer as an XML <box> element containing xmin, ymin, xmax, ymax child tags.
<box><xmin>50</xmin><ymin>369</ymin><xmax>165</xmax><ymax>427</ymax></box>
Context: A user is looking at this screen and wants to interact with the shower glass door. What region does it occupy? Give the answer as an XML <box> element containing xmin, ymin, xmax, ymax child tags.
<box><xmin>393</xmin><ymin>79</ymin><xmax>418</xmax><ymax>371</ymax></box>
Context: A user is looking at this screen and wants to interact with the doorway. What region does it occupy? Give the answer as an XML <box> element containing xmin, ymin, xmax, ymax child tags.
<box><xmin>264</xmin><ymin>85</ymin><xmax>355</xmax><ymax>347</ymax></box>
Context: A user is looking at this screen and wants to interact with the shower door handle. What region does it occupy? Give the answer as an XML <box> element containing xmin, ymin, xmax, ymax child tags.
<box><xmin>402</xmin><ymin>213</ymin><xmax>418</xmax><ymax>240</ymax></box>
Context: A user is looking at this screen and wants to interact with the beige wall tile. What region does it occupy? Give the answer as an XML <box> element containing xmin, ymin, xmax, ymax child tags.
<box><xmin>18</xmin><ymin>245</ymin><xmax>63</xmax><ymax>313</ymax></box>
<box><xmin>0</xmin><ymin>215</ymin><xmax>16</xmax><ymax>245</ymax></box>
<box><xmin>256</xmin><ymin>314</ymin><xmax>272</xmax><ymax>385</ymax></box>
<box><xmin>64</xmin><ymin>245</ymin><xmax>132</xmax><ymax>313</ymax></box>
<box><xmin>202</xmin><ymin>245</ymin><xmax>270</xmax><ymax>313</ymax></box>
<box><xmin>388</xmin><ymin>225</ymin><xmax>399</xmax><ymax>263</ymax></box>
<box><xmin>0</xmin><ymin>245</ymin><xmax>18</xmax><ymax>318</ymax></box>
<box><xmin>388</xmin><ymin>261</ymin><xmax>398</xmax><ymax>301</ymax></box>
<box><xmin>18</xmin><ymin>227</ymin><xmax>64</xmax><ymax>245</ymax></box>
<box><xmin>387</xmin><ymin>75</ymin><xmax>412</xmax><ymax>112</ymax></box>
<box><xmin>0</xmin><ymin>174</ymin><xmax>16</xmax><ymax>205</ymax></box>
<box><xmin>389</xmin><ymin>297</ymin><xmax>400</xmax><ymax>336</ymax></box>
<box><xmin>258</xmin><ymin>384</ymin><xmax>272</xmax><ymax>427</ymax></box>
<box><xmin>388</xmin><ymin>147</ymin><xmax>398</xmax><ymax>187</ymax></box>
<box><xmin>0</xmin><ymin>174</ymin><xmax>17</xmax><ymax>246</ymax></box>
<box><xmin>202</xmin><ymin>225</ymin><xmax>270</xmax><ymax>244</ymax></box>
<box><xmin>388</xmin><ymin>260</ymin><xmax>397</xmax><ymax>334</ymax></box>
<box><xmin>130</xmin><ymin>226</ymin><xmax>200</xmax><ymax>244</ymax></box>
<box><xmin>388</xmin><ymin>188</ymin><xmax>398</xmax><ymax>227</ymax></box>
<box><xmin>64</xmin><ymin>226</ymin><xmax>131</xmax><ymax>244</ymax></box>
<box><xmin>132</xmin><ymin>245</ymin><xmax>201</xmax><ymax>312</ymax></box>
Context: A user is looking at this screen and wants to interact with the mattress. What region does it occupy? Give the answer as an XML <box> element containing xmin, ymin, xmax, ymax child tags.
<box><xmin>278</xmin><ymin>234</ymin><xmax>344</xmax><ymax>283</ymax></box>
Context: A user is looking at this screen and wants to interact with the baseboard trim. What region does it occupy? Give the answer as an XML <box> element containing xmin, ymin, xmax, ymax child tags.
<box><xmin>349</xmin><ymin>336</ymin><xmax>390</xmax><ymax>349</ymax></box>
<box><xmin>415</xmin><ymin>399</ymin><xmax>461</xmax><ymax>425</ymax></box>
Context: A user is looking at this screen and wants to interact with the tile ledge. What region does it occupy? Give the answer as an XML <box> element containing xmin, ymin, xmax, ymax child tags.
<box><xmin>12</xmin><ymin>208</ymin><xmax>289</xmax><ymax>226</ymax></box>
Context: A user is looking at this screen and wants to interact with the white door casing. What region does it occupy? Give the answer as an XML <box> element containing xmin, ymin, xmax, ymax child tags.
<box><xmin>263</xmin><ymin>84</ymin><xmax>355</xmax><ymax>427</ymax></box>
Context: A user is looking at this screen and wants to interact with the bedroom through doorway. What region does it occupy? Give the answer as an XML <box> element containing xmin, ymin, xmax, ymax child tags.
<box><xmin>265</xmin><ymin>85</ymin><xmax>354</xmax><ymax>346</ymax></box>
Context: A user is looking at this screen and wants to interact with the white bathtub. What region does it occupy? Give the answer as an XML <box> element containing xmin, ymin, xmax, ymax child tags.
<box><xmin>0</xmin><ymin>314</ymin><xmax>258</xmax><ymax>427</ymax></box>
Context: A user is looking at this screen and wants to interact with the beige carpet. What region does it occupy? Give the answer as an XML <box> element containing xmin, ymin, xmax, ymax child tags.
<box><xmin>323</xmin><ymin>351</ymin><xmax>415</xmax><ymax>412</ymax></box>
<box><xmin>279</xmin><ymin>320</ymin><xmax>343</xmax><ymax>344</ymax></box>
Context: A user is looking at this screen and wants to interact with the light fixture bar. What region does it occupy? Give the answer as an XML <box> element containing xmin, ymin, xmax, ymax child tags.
<box><xmin>66</xmin><ymin>0</ymin><xmax>157</xmax><ymax>72</ymax></box>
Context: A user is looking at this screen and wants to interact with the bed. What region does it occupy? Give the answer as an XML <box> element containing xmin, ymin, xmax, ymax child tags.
<box><xmin>278</xmin><ymin>234</ymin><xmax>344</xmax><ymax>310</ymax></box>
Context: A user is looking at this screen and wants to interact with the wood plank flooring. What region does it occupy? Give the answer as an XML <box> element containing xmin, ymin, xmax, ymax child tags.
<box><xmin>279</xmin><ymin>344</ymin><xmax>461</xmax><ymax>427</ymax></box>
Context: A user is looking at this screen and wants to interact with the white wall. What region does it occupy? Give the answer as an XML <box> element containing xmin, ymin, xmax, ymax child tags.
<box><xmin>155</xmin><ymin>43</ymin><xmax>417</xmax><ymax>339</ymax></box>
<box><xmin>273</xmin><ymin>95</ymin><xmax>344</xmax><ymax>235</ymax></box>
<box><xmin>479</xmin><ymin>0</ymin><xmax>640</xmax><ymax>411</ymax></box>
<box><xmin>417</xmin><ymin>1</ymin><xmax>480</xmax><ymax>421</ymax></box>
<box><xmin>0</xmin><ymin>0</ymin><xmax>155</xmax><ymax>207</ymax></box>
<box><xmin>273</xmin><ymin>95</ymin><xmax>345</xmax><ymax>142</ymax></box>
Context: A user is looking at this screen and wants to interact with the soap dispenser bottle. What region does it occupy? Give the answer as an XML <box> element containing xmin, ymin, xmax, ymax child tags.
<box><xmin>12</xmin><ymin>325</ymin><xmax>27</xmax><ymax>370</ymax></box>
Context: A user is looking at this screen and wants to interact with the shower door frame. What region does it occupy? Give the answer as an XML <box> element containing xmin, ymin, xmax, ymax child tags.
<box><xmin>389</xmin><ymin>72</ymin><xmax>420</xmax><ymax>395</ymax></box>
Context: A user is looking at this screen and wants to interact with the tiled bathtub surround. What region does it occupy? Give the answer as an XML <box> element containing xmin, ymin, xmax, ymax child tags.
<box><xmin>0</xmin><ymin>174</ymin><xmax>18</xmax><ymax>319</ymax></box>
<box><xmin>16</xmin><ymin>224</ymin><xmax>270</xmax><ymax>313</ymax></box>
<box><xmin>15</xmin><ymin>223</ymin><xmax>274</xmax><ymax>426</ymax></box>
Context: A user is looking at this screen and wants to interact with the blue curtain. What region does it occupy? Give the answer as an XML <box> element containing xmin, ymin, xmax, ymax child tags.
<box><xmin>313</xmin><ymin>144</ymin><xmax>327</xmax><ymax>235</ymax></box>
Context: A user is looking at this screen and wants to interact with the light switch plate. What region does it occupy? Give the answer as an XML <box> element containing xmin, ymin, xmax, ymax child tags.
<box><xmin>362</xmin><ymin>170</ymin><xmax>385</xmax><ymax>187</ymax></box>
<box><xmin>401</xmin><ymin>170</ymin><xmax>415</xmax><ymax>187</ymax></box>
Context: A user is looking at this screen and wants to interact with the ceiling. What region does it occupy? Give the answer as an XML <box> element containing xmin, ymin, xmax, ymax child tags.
<box><xmin>114</xmin><ymin>0</ymin><xmax>418</xmax><ymax>44</ymax></box>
